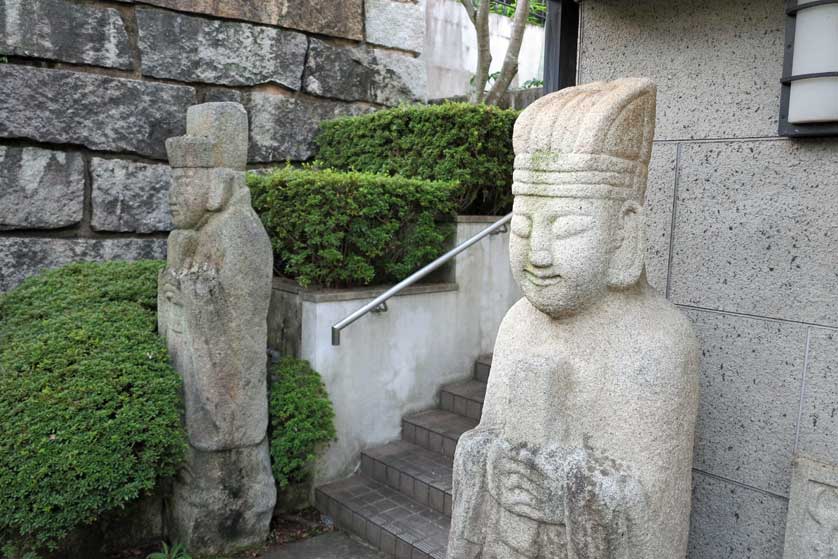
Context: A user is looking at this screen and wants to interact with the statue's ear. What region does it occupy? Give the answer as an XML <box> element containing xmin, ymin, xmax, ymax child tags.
<box><xmin>607</xmin><ymin>200</ymin><xmax>645</xmax><ymax>289</ymax></box>
<box><xmin>206</xmin><ymin>171</ymin><xmax>234</xmax><ymax>212</ymax></box>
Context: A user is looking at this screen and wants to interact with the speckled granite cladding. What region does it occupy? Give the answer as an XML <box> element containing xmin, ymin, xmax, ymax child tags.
<box><xmin>686</xmin><ymin>309</ymin><xmax>806</xmax><ymax>497</ymax></box>
<box><xmin>0</xmin><ymin>0</ymin><xmax>421</xmax><ymax>296</ymax></box>
<box><xmin>796</xmin><ymin>330</ymin><xmax>838</xmax><ymax>465</ymax></box>
<box><xmin>689</xmin><ymin>471</ymin><xmax>788</xmax><ymax>559</ymax></box>
<box><xmin>579</xmin><ymin>0</ymin><xmax>784</xmax><ymax>141</ymax></box>
<box><xmin>578</xmin><ymin>2</ymin><xmax>838</xmax><ymax>558</ymax></box>
<box><xmin>671</xmin><ymin>140</ymin><xmax>838</xmax><ymax>326</ymax></box>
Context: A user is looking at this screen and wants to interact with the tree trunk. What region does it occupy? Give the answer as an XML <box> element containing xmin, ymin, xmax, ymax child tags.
<box><xmin>485</xmin><ymin>0</ymin><xmax>530</xmax><ymax>106</ymax></box>
<box><xmin>470</xmin><ymin>0</ymin><xmax>492</xmax><ymax>104</ymax></box>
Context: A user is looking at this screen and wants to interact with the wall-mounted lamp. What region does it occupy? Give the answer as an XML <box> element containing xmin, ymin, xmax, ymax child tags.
<box><xmin>780</xmin><ymin>0</ymin><xmax>838</xmax><ymax>136</ymax></box>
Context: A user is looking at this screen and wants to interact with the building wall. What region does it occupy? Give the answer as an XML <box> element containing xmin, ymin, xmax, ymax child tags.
<box><xmin>0</xmin><ymin>0</ymin><xmax>425</xmax><ymax>292</ymax></box>
<box><xmin>578</xmin><ymin>1</ymin><xmax>838</xmax><ymax>557</ymax></box>
<box><xmin>425</xmin><ymin>0</ymin><xmax>544</xmax><ymax>99</ymax></box>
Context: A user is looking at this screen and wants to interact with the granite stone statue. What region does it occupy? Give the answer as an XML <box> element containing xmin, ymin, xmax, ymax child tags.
<box><xmin>447</xmin><ymin>79</ymin><xmax>700</xmax><ymax>559</ymax></box>
<box><xmin>158</xmin><ymin>102</ymin><xmax>276</xmax><ymax>553</ymax></box>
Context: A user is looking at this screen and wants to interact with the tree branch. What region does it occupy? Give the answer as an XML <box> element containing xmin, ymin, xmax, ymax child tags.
<box><xmin>459</xmin><ymin>0</ymin><xmax>477</xmax><ymax>26</ymax></box>
<box><xmin>486</xmin><ymin>0</ymin><xmax>530</xmax><ymax>105</ymax></box>
<box><xmin>470</xmin><ymin>0</ymin><xmax>492</xmax><ymax>103</ymax></box>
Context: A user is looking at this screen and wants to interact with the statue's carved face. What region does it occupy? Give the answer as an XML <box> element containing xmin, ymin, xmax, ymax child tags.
<box><xmin>510</xmin><ymin>196</ymin><xmax>618</xmax><ymax>318</ymax></box>
<box><xmin>169</xmin><ymin>169</ymin><xmax>209</xmax><ymax>230</ymax></box>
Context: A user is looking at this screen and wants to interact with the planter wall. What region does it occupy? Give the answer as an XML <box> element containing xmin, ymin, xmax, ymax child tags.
<box><xmin>268</xmin><ymin>217</ymin><xmax>520</xmax><ymax>483</ymax></box>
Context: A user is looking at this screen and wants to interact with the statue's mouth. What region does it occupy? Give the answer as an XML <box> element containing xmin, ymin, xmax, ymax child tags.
<box><xmin>524</xmin><ymin>270</ymin><xmax>562</xmax><ymax>286</ymax></box>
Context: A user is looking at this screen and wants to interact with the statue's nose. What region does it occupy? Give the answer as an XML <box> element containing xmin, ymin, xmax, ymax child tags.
<box><xmin>529</xmin><ymin>250</ymin><xmax>553</xmax><ymax>268</ymax></box>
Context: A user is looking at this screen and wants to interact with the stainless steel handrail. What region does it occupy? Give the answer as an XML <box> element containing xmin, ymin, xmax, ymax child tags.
<box><xmin>331</xmin><ymin>213</ymin><xmax>513</xmax><ymax>345</ymax></box>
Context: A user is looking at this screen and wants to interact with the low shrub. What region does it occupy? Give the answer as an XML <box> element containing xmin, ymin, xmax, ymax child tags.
<box><xmin>249</xmin><ymin>166</ymin><xmax>456</xmax><ymax>288</ymax></box>
<box><xmin>315</xmin><ymin>102</ymin><xmax>518</xmax><ymax>215</ymax></box>
<box><xmin>269</xmin><ymin>357</ymin><xmax>336</xmax><ymax>489</ymax></box>
<box><xmin>0</xmin><ymin>261</ymin><xmax>185</xmax><ymax>554</ymax></box>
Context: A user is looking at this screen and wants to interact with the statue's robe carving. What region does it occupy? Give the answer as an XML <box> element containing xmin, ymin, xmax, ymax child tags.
<box><xmin>447</xmin><ymin>79</ymin><xmax>700</xmax><ymax>559</ymax></box>
<box><xmin>158</xmin><ymin>103</ymin><xmax>276</xmax><ymax>554</ymax></box>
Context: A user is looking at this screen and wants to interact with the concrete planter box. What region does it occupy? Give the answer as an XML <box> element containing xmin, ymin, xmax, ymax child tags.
<box><xmin>268</xmin><ymin>217</ymin><xmax>520</xmax><ymax>483</ymax></box>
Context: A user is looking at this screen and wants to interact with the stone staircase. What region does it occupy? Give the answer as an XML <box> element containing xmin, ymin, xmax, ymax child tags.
<box><xmin>314</xmin><ymin>355</ymin><xmax>492</xmax><ymax>559</ymax></box>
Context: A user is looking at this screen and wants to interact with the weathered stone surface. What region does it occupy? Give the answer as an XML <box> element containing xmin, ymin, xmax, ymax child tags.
<box><xmin>129</xmin><ymin>0</ymin><xmax>363</xmax><ymax>40</ymax></box>
<box><xmin>578</xmin><ymin>0</ymin><xmax>784</xmax><ymax>140</ymax></box>
<box><xmin>797</xmin><ymin>329</ymin><xmax>838</xmax><ymax>465</ymax></box>
<box><xmin>279</xmin><ymin>0</ymin><xmax>364</xmax><ymax>41</ymax></box>
<box><xmin>783</xmin><ymin>455</ymin><xmax>838</xmax><ymax>559</ymax></box>
<box><xmin>0</xmin><ymin>0</ymin><xmax>131</xmax><ymax>69</ymax></box>
<box><xmin>201</xmin><ymin>88</ymin><xmax>243</xmax><ymax>104</ymax></box>
<box><xmin>186</xmin><ymin>102</ymin><xmax>249</xmax><ymax>171</ymax></box>
<box><xmin>686</xmin><ymin>309</ymin><xmax>806</xmax><ymax>496</ymax></box>
<box><xmin>644</xmin><ymin>142</ymin><xmax>676</xmax><ymax>293</ymax></box>
<box><xmin>365</xmin><ymin>0</ymin><xmax>425</xmax><ymax>53</ymax></box>
<box><xmin>688</xmin><ymin>471</ymin><xmax>788</xmax><ymax>559</ymax></box>
<box><xmin>167</xmin><ymin>440</ymin><xmax>276</xmax><ymax>555</ymax></box>
<box><xmin>0</xmin><ymin>238</ymin><xmax>166</xmax><ymax>292</ymax></box>
<box><xmin>159</xmin><ymin>102</ymin><xmax>275</xmax><ymax>552</ymax></box>
<box><xmin>137</xmin><ymin>8</ymin><xmax>307</xmax><ymax>88</ymax></box>
<box><xmin>304</xmin><ymin>39</ymin><xmax>415</xmax><ymax>105</ymax></box>
<box><xmin>90</xmin><ymin>158</ymin><xmax>173</xmax><ymax>233</ymax></box>
<box><xmin>0</xmin><ymin>146</ymin><xmax>84</xmax><ymax>229</ymax></box>
<box><xmin>372</xmin><ymin>48</ymin><xmax>427</xmax><ymax>101</ymax></box>
<box><xmin>448</xmin><ymin>80</ymin><xmax>700</xmax><ymax>559</ymax></box>
<box><xmin>246</xmin><ymin>92</ymin><xmax>373</xmax><ymax>162</ymax></box>
<box><xmin>0</xmin><ymin>65</ymin><xmax>196</xmax><ymax>159</ymax></box>
<box><xmin>670</xmin><ymin>140</ymin><xmax>838</xmax><ymax>326</ymax></box>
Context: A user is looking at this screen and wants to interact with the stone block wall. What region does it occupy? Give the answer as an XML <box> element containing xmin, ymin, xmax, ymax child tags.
<box><xmin>578</xmin><ymin>1</ymin><xmax>838</xmax><ymax>557</ymax></box>
<box><xmin>0</xmin><ymin>0</ymin><xmax>425</xmax><ymax>291</ymax></box>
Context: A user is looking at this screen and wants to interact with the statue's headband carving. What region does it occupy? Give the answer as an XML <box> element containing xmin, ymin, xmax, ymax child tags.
<box><xmin>512</xmin><ymin>78</ymin><xmax>656</xmax><ymax>202</ymax></box>
<box><xmin>166</xmin><ymin>102</ymin><xmax>249</xmax><ymax>171</ymax></box>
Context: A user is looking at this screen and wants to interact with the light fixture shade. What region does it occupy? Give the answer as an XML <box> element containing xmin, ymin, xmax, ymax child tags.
<box><xmin>787</xmin><ymin>2</ymin><xmax>838</xmax><ymax>124</ymax></box>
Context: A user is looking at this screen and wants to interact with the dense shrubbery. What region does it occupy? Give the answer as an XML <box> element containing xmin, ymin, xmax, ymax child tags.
<box><xmin>249</xmin><ymin>166</ymin><xmax>456</xmax><ymax>288</ymax></box>
<box><xmin>315</xmin><ymin>102</ymin><xmax>518</xmax><ymax>215</ymax></box>
<box><xmin>0</xmin><ymin>261</ymin><xmax>185</xmax><ymax>554</ymax></box>
<box><xmin>268</xmin><ymin>357</ymin><xmax>336</xmax><ymax>489</ymax></box>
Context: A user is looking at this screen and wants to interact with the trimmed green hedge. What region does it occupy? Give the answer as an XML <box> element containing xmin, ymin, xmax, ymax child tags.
<box><xmin>315</xmin><ymin>103</ymin><xmax>518</xmax><ymax>215</ymax></box>
<box><xmin>249</xmin><ymin>166</ymin><xmax>456</xmax><ymax>288</ymax></box>
<box><xmin>0</xmin><ymin>261</ymin><xmax>185</xmax><ymax>554</ymax></box>
<box><xmin>269</xmin><ymin>357</ymin><xmax>336</xmax><ymax>489</ymax></box>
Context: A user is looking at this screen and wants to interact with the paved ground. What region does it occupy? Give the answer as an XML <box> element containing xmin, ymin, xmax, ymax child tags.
<box><xmin>261</xmin><ymin>532</ymin><xmax>386</xmax><ymax>559</ymax></box>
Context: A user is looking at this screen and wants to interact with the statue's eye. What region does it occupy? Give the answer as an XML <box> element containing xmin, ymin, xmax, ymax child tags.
<box><xmin>552</xmin><ymin>216</ymin><xmax>594</xmax><ymax>239</ymax></box>
<box><xmin>511</xmin><ymin>214</ymin><xmax>532</xmax><ymax>238</ymax></box>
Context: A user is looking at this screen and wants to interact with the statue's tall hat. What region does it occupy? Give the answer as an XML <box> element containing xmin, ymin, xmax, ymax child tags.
<box><xmin>166</xmin><ymin>102</ymin><xmax>249</xmax><ymax>171</ymax></box>
<box><xmin>512</xmin><ymin>78</ymin><xmax>656</xmax><ymax>203</ymax></box>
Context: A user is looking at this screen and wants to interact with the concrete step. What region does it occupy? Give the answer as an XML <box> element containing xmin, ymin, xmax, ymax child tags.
<box><xmin>440</xmin><ymin>379</ymin><xmax>486</xmax><ymax>421</ymax></box>
<box><xmin>474</xmin><ymin>353</ymin><xmax>492</xmax><ymax>382</ymax></box>
<box><xmin>362</xmin><ymin>440</ymin><xmax>454</xmax><ymax>517</ymax></box>
<box><xmin>316</xmin><ymin>474</ymin><xmax>450</xmax><ymax>559</ymax></box>
<box><xmin>402</xmin><ymin>409</ymin><xmax>477</xmax><ymax>459</ymax></box>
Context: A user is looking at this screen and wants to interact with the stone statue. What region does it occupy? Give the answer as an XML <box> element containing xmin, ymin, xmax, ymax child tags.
<box><xmin>158</xmin><ymin>102</ymin><xmax>276</xmax><ymax>554</ymax></box>
<box><xmin>447</xmin><ymin>79</ymin><xmax>700</xmax><ymax>559</ymax></box>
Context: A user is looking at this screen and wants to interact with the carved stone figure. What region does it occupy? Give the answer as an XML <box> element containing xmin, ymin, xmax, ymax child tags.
<box><xmin>447</xmin><ymin>79</ymin><xmax>700</xmax><ymax>559</ymax></box>
<box><xmin>158</xmin><ymin>102</ymin><xmax>276</xmax><ymax>554</ymax></box>
<box><xmin>784</xmin><ymin>455</ymin><xmax>838</xmax><ymax>559</ymax></box>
